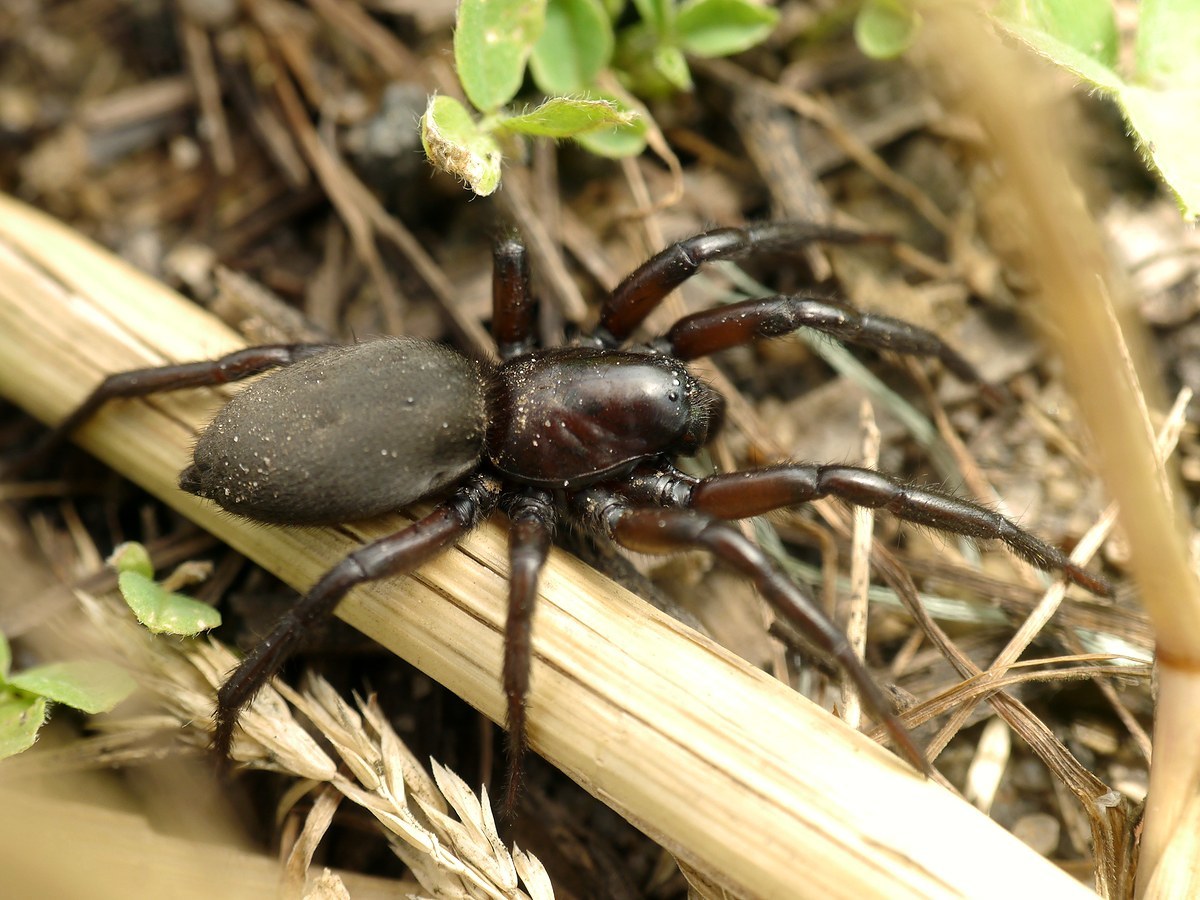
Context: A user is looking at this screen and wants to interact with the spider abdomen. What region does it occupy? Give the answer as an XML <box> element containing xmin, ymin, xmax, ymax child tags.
<box><xmin>179</xmin><ymin>338</ymin><xmax>486</xmax><ymax>524</ymax></box>
<box><xmin>485</xmin><ymin>347</ymin><xmax>717</xmax><ymax>488</ymax></box>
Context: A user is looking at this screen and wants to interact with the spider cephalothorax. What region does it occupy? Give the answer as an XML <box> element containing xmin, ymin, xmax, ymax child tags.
<box><xmin>20</xmin><ymin>223</ymin><xmax>1110</xmax><ymax>812</ymax></box>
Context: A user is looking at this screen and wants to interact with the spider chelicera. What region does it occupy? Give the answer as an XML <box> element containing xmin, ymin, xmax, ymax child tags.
<box><xmin>20</xmin><ymin>222</ymin><xmax>1110</xmax><ymax>811</ymax></box>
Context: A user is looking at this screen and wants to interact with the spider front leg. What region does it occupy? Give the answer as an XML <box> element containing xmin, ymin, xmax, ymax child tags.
<box><xmin>4</xmin><ymin>342</ymin><xmax>332</xmax><ymax>478</ymax></box>
<box><xmin>626</xmin><ymin>466</ymin><xmax>1111</xmax><ymax>596</ymax></box>
<box><xmin>499</xmin><ymin>489</ymin><xmax>556</xmax><ymax>816</ymax></box>
<box><xmin>572</xmin><ymin>485</ymin><xmax>931</xmax><ymax>775</ymax></box>
<box><xmin>213</xmin><ymin>474</ymin><xmax>501</xmax><ymax>759</ymax></box>
<box><xmin>596</xmin><ymin>223</ymin><xmax>887</xmax><ymax>345</ymax></box>
<box><xmin>655</xmin><ymin>293</ymin><xmax>1003</xmax><ymax>402</ymax></box>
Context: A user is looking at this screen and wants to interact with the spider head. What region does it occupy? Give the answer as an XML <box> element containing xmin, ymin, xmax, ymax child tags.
<box><xmin>675</xmin><ymin>373</ymin><xmax>724</xmax><ymax>457</ymax></box>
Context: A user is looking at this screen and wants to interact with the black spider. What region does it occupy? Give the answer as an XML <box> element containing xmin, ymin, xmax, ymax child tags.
<box><xmin>17</xmin><ymin>222</ymin><xmax>1110</xmax><ymax>811</ymax></box>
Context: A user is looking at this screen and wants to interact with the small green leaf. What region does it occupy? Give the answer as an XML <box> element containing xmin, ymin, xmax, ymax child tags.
<box><xmin>118</xmin><ymin>570</ymin><xmax>222</xmax><ymax>636</ymax></box>
<box><xmin>855</xmin><ymin>0</ymin><xmax>920</xmax><ymax>60</ymax></box>
<box><xmin>631</xmin><ymin>0</ymin><xmax>672</xmax><ymax>32</ymax></box>
<box><xmin>108</xmin><ymin>541</ymin><xmax>154</xmax><ymax>579</ymax></box>
<box><xmin>676</xmin><ymin>0</ymin><xmax>779</xmax><ymax>58</ymax></box>
<box><xmin>572</xmin><ymin>92</ymin><xmax>649</xmax><ymax>157</ymax></box>
<box><xmin>1116</xmin><ymin>84</ymin><xmax>1200</xmax><ymax>220</ymax></box>
<box><xmin>1135</xmin><ymin>0</ymin><xmax>1200</xmax><ymax>88</ymax></box>
<box><xmin>530</xmin><ymin>0</ymin><xmax>615</xmax><ymax>94</ymax></box>
<box><xmin>500</xmin><ymin>97</ymin><xmax>635</xmax><ymax>138</ymax></box>
<box><xmin>8</xmin><ymin>661</ymin><xmax>135</xmax><ymax>715</ymax></box>
<box><xmin>1004</xmin><ymin>23</ymin><xmax>1124</xmax><ymax>91</ymax></box>
<box><xmin>421</xmin><ymin>96</ymin><xmax>504</xmax><ymax>197</ymax></box>
<box><xmin>575</xmin><ymin>121</ymin><xmax>649</xmax><ymax>157</ymax></box>
<box><xmin>0</xmin><ymin>693</ymin><xmax>46</xmax><ymax>759</ymax></box>
<box><xmin>455</xmin><ymin>0</ymin><xmax>548</xmax><ymax>112</ymax></box>
<box><xmin>0</xmin><ymin>631</ymin><xmax>10</xmax><ymax>682</ymax></box>
<box><xmin>1000</xmin><ymin>6</ymin><xmax>1200</xmax><ymax>220</ymax></box>
<box><xmin>653</xmin><ymin>43</ymin><xmax>693</xmax><ymax>91</ymax></box>
<box><xmin>998</xmin><ymin>0</ymin><xmax>1117</xmax><ymax>69</ymax></box>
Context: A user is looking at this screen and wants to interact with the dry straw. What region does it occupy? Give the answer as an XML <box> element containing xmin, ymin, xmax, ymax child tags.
<box><xmin>63</xmin><ymin>587</ymin><xmax>552</xmax><ymax>899</ymax></box>
<box><xmin>915</xmin><ymin>8</ymin><xmax>1200</xmax><ymax>896</ymax></box>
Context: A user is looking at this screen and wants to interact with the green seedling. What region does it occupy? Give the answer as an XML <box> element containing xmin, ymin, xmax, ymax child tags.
<box><xmin>110</xmin><ymin>542</ymin><xmax>222</xmax><ymax>636</ymax></box>
<box><xmin>422</xmin><ymin>0</ymin><xmax>779</xmax><ymax>194</ymax></box>
<box><xmin>0</xmin><ymin>542</ymin><xmax>222</xmax><ymax>760</ymax></box>
<box><xmin>0</xmin><ymin>630</ymin><xmax>135</xmax><ymax>760</ymax></box>
<box><xmin>610</xmin><ymin>0</ymin><xmax>779</xmax><ymax>97</ymax></box>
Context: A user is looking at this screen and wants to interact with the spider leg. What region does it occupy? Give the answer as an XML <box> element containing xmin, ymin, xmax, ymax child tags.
<box><xmin>499</xmin><ymin>489</ymin><xmax>556</xmax><ymax>817</ymax></box>
<box><xmin>596</xmin><ymin>223</ymin><xmax>888</xmax><ymax>345</ymax></box>
<box><xmin>656</xmin><ymin>293</ymin><xmax>1001</xmax><ymax>401</ymax></box>
<box><xmin>492</xmin><ymin>234</ymin><xmax>538</xmax><ymax>360</ymax></box>
<box><xmin>4</xmin><ymin>342</ymin><xmax>333</xmax><ymax>477</ymax></box>
<box><xmin>213</xmin><ymin>473</ymin><xmax>501</xmax><ymax>760</ymax></box>
<box><xmin>572</xmin><ymin>484</ymin><xmax>931</xmax><ymax>776</ymax></box>
<box><xmin>626</xmin><ymin>465</ymin><xmax>1111</xmax><ymax>596</ymax></box>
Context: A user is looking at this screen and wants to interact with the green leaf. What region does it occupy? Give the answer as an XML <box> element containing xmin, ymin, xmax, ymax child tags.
<box><xmin>8</xmin><ymin>661</ymin><xmax>135</xmax><ymax>715</ymax></box>
<box><xmin>530</xmin><ymin>0</ymin><xmax>615</xmax><ymax>94</ymax></box>
<box><xmin>1117</xmin><ymin>85</ymin><xmax>1200</xmax><ymax>220</ymax></box>
<box><xmin>632</xmin><ymin>0</ymin><xmax>672</xmax><ymax>32</ymax></box>
<box><xmin>455</xmin><ymin>0</ymin><xmax>548</xmax><ymax>112</ymax></box>
<box><xmin>676</xmin><ymin>0</ymin><xmax>779</xmax><ymax>58</ymax></box>
<box><xmin>500</xmin><ymin>97</ymin><xmax>636</xmax><ymax>138</ymax></box>
<box><xmin>421</xmin><ymin>95</ymin><xmax>504</xmax><ymax>197</ymax></box>
<box><xmin>574</xmin><ymin>120</ymin><xmax>649</xmax><ymax>157</ymax></box>
<box><xmin>108</xmin><ymin>541</ymin><xmax>154</xmax><ymax>579</ymax></box>
<box><xmin>572</xmin><ymin>91</ymin><xmax>649</xmax><ymax>157</ymax></box>
<box><xmin>999</xmin><ymin>0</ymin><xmax>1116</xmax><ymax>68</ymax></box>
<box><xmin>1000</xmin><ymin>6</ymin><xmax>1200</xmax><ymax>219</ymax></box>
<box><xmin>1135</xmin><ymin>0</ymin><xmax>1200</xmax><ymax>88</ymax></box>
<box><xmin>0</xmin><ymin>693</ymin><xmax>46</xmax><ymax>760</ymax></box>
<box><xmin>0</xmin><ymin>631</ymin><xmax>10</xmax><ymax>682</ymax></box>
<box><xmin>118</xmin><ymin>570</ymin><xmax>222</xmax><ymax>636</ymax></box>
<box><xmin>854</xmin><ymin>0</ymin><xmax>920</xmax><ymax>60</ymax></box>
<box><xmin>995</xmin><ymin>23</ymin><xmax>1123</xmax><ymax>90</ymax></box>
<box><xmin>653</xmin><ymin>43</ymin><xmax>693</xmax><ymax>91</ymax></box>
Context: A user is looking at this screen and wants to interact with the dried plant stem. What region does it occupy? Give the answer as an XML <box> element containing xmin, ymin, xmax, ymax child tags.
<box><xmin>0</xmin><ymin>787</ymin><xmax>410</xmax><ymax>900</ymax></box>
<box><xmin>916</xmin><ymin>8</ymin><xmax>1200</xmax><ymax>895</ymax></box>
<box><xmin>842</xmin><ymin>399</ymin><xmax>879</xmax><ymax>730</ymax></box>
<box><xmin>0</xmin><ymin>194</ymin><xmax>1096</xmax><ymax>897</ymax></box>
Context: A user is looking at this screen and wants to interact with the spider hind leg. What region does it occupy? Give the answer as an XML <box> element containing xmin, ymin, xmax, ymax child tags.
<box><xmin>212</xmin><ymin>474</ymin><xmax>501</xmax><ymax>761</ymax></box>
<box><xmin>573</xmin><ymin>484</ymin><xmax>931</xmax><ymax>776</ymax></box>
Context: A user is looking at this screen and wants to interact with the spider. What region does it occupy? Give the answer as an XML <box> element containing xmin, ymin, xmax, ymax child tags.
<box><xmin>17</xmin><ymin>222</ymin><xmax>1110</xmax><ymax>812</ymax></box>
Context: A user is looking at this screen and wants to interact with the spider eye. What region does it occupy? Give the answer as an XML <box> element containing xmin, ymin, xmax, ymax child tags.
<box><xmin>676</xmin><ymin>377</ymin><xmax>723</xmax><ymax>455</ymax></box>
